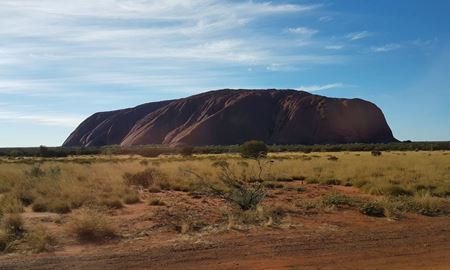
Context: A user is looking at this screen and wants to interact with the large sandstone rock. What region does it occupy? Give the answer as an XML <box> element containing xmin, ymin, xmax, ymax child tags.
<box><xmin>63</xmin><ymin>89</ymin><xmax>396</xmax><ymax>147</ymax></box>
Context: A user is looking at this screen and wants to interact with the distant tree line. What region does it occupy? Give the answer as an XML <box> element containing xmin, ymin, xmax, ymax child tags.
<box><xmin>0</xmin><ymin>141</ymin><xmax>449</xmax><ymax>158</ymax></box>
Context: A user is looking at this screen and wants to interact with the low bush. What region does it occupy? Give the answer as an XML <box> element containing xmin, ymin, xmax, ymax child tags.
<box><xmin>24</xmin><ymin>165</ymin><xmax>46</xmax><ymax>178</ymax></box>
<box><xmin>228</xmin><ymin>207</ymin><xmax>265</xmax><ymax>226</ymax></box>
<box><xmin>25</xmin><ymin>226</ymin><xmax>56</xmax><ymax>253</ymax></box>
<box><xmin>32</xmin><ymin>199</ymin><xmax>71</xmax><ymax>214</ymax></box>
<box><xmin>353</xmin><ymin>180</ymin><xmax>369</xmax><ymax>188</ymax></box>
<box><xmin>321</xmin><ymin>179</ymin><xmax>342</xmax><ymax>185</ymax></box>
<box><xmin>276</xmin><ymin>177</ymin><xmax>294</xmax><ymax>182</ymax></box>
<box><xmin>327</xmin><ymin>156</ymin><xmax>339</xmax><ymax>161</ymax></box>
<box><xmin>381</xmin><ymin>185</ymin><xmax>413</xmax><ymax>197</ymax></box>
<box><xmin>2</xmin><ymin>214</ymin><xmax>25</xmax><ymax>237</ymax></box>
<box><xmin>0</xmin><ymin>194</ymin><xmax>24</xmax><ymax>215</ymax></box>
<box><xmin>123</xmin><ymin>168</ymin><xmax>166</xmax><ymax>189</ymax></box>
<box><xmin>123</xmin><ymin>193</ymin><xmax>141</xmax><ymax>204</ymax></box>
<box><xmin>148</xmin><ymin>198</ymin><xmax>166</xmax><ymax>206</ymax></box>
<box><xmin>67</xmin><ymin>209</ymin><xmax>116</xmax><ymax>242</ymax></box>
<box><xmin>264</xmin><ymin>181</ymin><xmax>284</xmax><ymax>189</ymax></box>
<box><xmin>359</xmin><ymin>201</ymin><xmax>385</xmax><ymax>217</ymax></box>
<box><xmin>371</xmin><ymin>150</ymin><xmax>382</xmax><ymax>156</ymax></box>
<box><xmin>322</xmin><ymin>193</ymin><xmax>357</xmax><ymax>207</ymax></box>
<box><xmin>292</xmin><ymin>176</ymin><xmax>306</xmax><ymax>182</ymax></box>
<box><xmin>228</xmin><ymin>185</ymin><xmax>266</xmax><ymax>211</ymax></box>
<box><xmin>305</xmin><ymin>179</ymin><xmax>319</xmax><ymax>184</ymax></box>
<box><xmin>407</xmin><ymin>195</ymin><xmax>447</xmax><ymax>216</ymax></box>
<box><xmin>100</xmin><ymin>199</ymin><xmax>123</xmax><ymax>209</ymax></box>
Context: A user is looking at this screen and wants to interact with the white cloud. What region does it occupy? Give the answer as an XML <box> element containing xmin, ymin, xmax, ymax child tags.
<box><xmin>325</xmin><ymin>45</ymin><xmax>344</xmax><ymax>50</ymax></box>
<box><xmin>298</xmin><ymin>83</ymin><xmax>345</xmax><ymax>92</ymax></box>
<box><xmin>346</xmin><ymin>31</ymin><xmax>371</xmax><ymax>41</ymax></box>
<box><xmin>0</xmin><ymin>110</ymin><xmax>84</xmax><ymax>127</ymax></box>
<box><xmin>319</xmin><ymin>16</ymin><xmax>333</xmax><ymax>22</ymax></box>
<box><xmin>371</xmin><ymin>43</ymin><xmax>402</xmax><ymax>52</ymax></box>
<box><xmin>0</xmin><ymin>0</ymin><xmax>332</xmax><ymax>75</ymax></box>
<box><xmin>287</xmin><ymin>27</ymin><xmax>318</xmax><ymax>36</ymax></box>
<box><xmin>0</xmin><ymin>0</ymin><xmax>348</xmax><ymax>101</ymax></box>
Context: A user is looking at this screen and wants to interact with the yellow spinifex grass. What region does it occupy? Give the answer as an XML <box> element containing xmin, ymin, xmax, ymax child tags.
<box><xmin>0</xmin><ymin>151</ymin><xmax>448</xmax><ymax>215</ymax></box>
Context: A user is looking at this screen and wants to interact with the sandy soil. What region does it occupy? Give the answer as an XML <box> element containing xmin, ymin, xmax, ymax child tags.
<box><xmin>0</xmin><ymin>185</ymin><xmax>449</xmax><ymax>270</ymax></box>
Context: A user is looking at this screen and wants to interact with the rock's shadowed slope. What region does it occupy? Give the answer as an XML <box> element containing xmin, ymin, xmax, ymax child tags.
<box><xmin>63</xmin><ymin>89</ymin><xmax>396</xmax><ymax>146</ymax></box>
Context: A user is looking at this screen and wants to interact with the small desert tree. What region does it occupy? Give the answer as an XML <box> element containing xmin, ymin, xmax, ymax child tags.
<box><xmin>214</xmin><ymin>161</ymin><xmax>266</xmax><ymax>211</ymax></box>
<box><xmin>240</xmin><ymin>140</ymin><xmax>268</xmax><ymax>180</ymax></box>
<box><xmin>240</xmin><ymin>140</ymin><xmax>268</xmax><ymax>159</ymax></box>
<box><xmin>182</xmin><ymin>160</ymin><xmax>266</xmax><ymax>211</ymax></box>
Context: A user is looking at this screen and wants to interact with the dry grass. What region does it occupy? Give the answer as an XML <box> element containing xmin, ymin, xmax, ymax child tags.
<box><xmin>0</xmin><ymin>151</ymin><xmax>448</xmax><ymax>215</ymax></box>
<box><xmin>24</xmin><ymin>225</ymin><xmax>57</xmax><ymax>253</ymax></box>
<box><xmin>0</xmin><ymin>151</ymin><xmax>448</xmax><ymax>253</ymax></box>
<box><xmin>66</xmin><ymin>209</ymin><xmax>116</xmax><ymax>242</ymax></box>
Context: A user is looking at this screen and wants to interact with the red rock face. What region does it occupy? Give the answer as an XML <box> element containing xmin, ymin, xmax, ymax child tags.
<box><xmin>63</xmin><ymin>89</ymin><xmax>396</xmax><ymax>147</ymax></box>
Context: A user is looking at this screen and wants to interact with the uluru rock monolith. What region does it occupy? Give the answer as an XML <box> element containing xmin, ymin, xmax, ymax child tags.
<box><xmin>63</xmin><ymin>89</ymin><xmax>396</xmax><ymax>147</ymax></box>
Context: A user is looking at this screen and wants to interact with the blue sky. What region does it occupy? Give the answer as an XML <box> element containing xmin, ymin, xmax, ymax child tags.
<box><xmin>0</xmin><ymin>0</ymin><xmax>449</xmax><ymax>147</ymax></box>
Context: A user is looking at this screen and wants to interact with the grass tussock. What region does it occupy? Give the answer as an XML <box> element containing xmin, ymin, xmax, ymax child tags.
<box><xmin>24</xmin><ymin>225</ymin><xmax>57</xmax><ymax>253</ymax></box>
<box><xmin>67</xmin><ymin>209</ymin><xmax>116</xmax><ymax>242</ymax></box>
<box><xmin>0</xmin><ymin>214</ymin><xmax>25</xmax><ymax>253</ymax></box>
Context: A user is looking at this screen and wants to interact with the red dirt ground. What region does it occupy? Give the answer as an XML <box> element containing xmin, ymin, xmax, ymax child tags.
<box><xmin>0</xmin><ymin>185</ymin><xmax>449</xmax><ymax>270</ymax></box>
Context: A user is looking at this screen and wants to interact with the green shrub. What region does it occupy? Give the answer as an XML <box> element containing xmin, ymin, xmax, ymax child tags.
<box><xmin>240</xmin><ymin>140</ymin><xmax>268</xmax><ymax>159</ymax></box>
<box><xmin>323</xmin><ymin>193</ymin><xmax>357</xmax><ymax>207</ymax></box>
<box><xmin>407</xmin><ymin>195</ymin><xmax>447</xmax><ymax>216</ymax></box>
<box><xmin>228</xmin><ymin>185</ymin><xmax>266</xmax><ymax>211</ymax></box>
<box><xmin>359</xmin><ymin>201</ymin><xmax>385</xmax><ymax>217</ymax></box>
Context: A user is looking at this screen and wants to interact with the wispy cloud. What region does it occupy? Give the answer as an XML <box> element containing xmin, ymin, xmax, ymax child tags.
<box><xmin>319</xmin><ymin>16</ymin><xmax>333</xmax><ymax>22</ymax></box>
<box><xmin>0</xmin><ymin>0</ymin><xmax>343</xmax><ymax>98</ymax></box>
<box><xmin>287</xmin><ymin>27</ymin><xmax>318</xmax><ymax>36</ymax></box>
<box><xmin>346</xmin><ymin>31</ymin><xmax>371</xmax><ymax>41</ymax></box>
<box><xmin>298</xmin><ymin>83</ymin><xmax>345</xmax><ymax>92</ymax></box>
<box><xmin>0</xmin><ymin>110</ymin><xmax>84</xmax><ymax>127</ymax></box>
<box><xmin>325</xmin><ymin>45</ymin><xmax>344</xmax><ymax>50</ymax></box>
<box><xmin>371</xmin><ymin>43</ymin><xmax>402</xmax><ymax>52</ymax></box>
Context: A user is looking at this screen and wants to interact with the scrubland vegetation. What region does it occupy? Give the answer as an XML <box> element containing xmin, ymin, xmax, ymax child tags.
<box><xmin>0</xmin><ymin>145</ymin><xmax>449</xmax><ymax>254</ymax></box>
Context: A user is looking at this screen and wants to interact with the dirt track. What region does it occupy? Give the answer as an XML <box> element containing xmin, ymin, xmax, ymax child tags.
<box><xmin>1</xmin><ymin>212</ymin><xmax>449</xmax><ymax>270</ymax></box>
